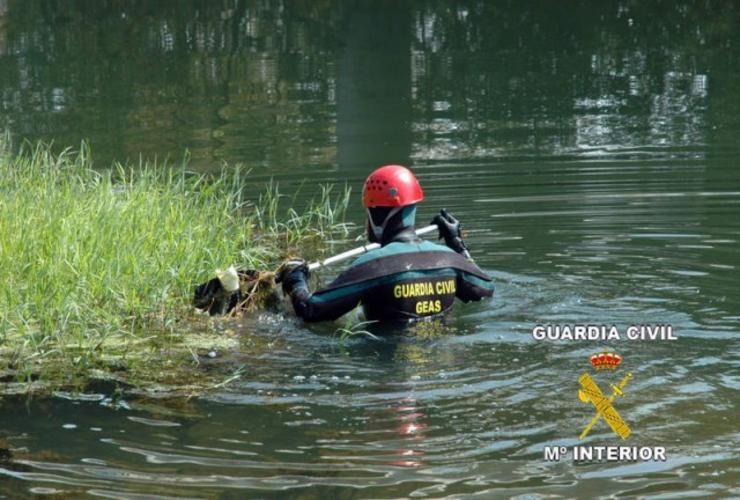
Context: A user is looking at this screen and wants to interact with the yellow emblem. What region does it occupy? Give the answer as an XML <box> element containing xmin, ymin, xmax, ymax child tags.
<box><xmin>578</xmin><ymin>353</ymin><xmax>632</xmax><ymax>440</ymax></box>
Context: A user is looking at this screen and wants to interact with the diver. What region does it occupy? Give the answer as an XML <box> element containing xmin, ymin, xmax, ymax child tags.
<box><xmin>276</xmin><ymin>165</ymin><xmax>494</xmax><ymax>322</ymax></box>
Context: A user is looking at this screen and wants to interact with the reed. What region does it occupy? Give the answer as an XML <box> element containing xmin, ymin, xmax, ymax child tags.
<box><xmin>0</xmin><ymin>140</ymin><xmax>352</xmax><ymax>392</ymax></box>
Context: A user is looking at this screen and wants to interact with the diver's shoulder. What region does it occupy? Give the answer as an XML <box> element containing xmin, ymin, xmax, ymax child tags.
<box><xmin>415</xmin><ymin>240</ymin><xmax>455</xmax><ymax>253</ymax></box>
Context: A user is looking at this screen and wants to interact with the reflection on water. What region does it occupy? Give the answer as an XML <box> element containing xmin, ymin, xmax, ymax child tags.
<box><xmin>0</xmin><ymin>0</ymin><xmax>739</xmax><ymax>497</ymax></box>
<box><xmin>0</xmin><ymin>317</ymin><xmax>736</xmax><ymax>497</ymax></box>
<box><xmin>1</xmin><ymin>1</ymin><xmax>736</xmax><ymax>169</ymax></box>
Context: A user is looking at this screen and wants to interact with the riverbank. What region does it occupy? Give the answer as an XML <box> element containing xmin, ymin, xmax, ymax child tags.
<box><xmin>0</xmin><ymin>141</ymin><xmax>352</xmax><ymax>395</ymax></box>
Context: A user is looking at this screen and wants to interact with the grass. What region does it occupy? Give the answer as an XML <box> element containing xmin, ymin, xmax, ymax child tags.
<box><xmin>0</xmin><ymin>140</ymin><xmax>352</xmax><ymax>394</ymax></box>
<box><xmin>334</xmin><ymin>320</ymin><xmax>381</xmax><ymax>342</ymax></box>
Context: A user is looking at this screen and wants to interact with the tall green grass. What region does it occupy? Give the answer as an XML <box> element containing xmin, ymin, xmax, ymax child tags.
<box><xmin>0</xmin><ymin>141</ymin><xmax>351</xmax><ymax>390</ymax></box>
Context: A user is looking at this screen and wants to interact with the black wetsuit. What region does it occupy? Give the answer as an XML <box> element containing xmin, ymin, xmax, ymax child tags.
<box><xmin>288</xmin><ymin>228</ymin><xmax>494</xmax><ymax>322</ymax></box>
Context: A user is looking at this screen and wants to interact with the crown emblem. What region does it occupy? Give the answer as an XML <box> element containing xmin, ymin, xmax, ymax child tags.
<box><xmin>590</xmin><ymin>352</ymin><xmax>622</xmax><ymax>370</ymax></box>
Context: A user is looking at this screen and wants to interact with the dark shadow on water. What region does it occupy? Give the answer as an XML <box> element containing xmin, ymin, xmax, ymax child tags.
<box><xmin>336</xmin><ymin>0</ymin><xmax>412</xmax><ymax>170</ymax></box>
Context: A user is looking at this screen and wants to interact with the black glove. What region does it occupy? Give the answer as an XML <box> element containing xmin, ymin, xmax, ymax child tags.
<box><xmin>275</xmin><ymin>258</ymin><xmax>309</xmax><ymax>295</ymax></box>
<box><xmin>432</xmin><ymin>209</ymin><xmax>471</xmax><ymax>259</ymax></box>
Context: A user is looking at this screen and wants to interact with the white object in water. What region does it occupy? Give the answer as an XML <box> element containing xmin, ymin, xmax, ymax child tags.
<box><xmin>216</xmin><ymin>265</ymin><xmax>240</xmax><ymax>292</ymax></box>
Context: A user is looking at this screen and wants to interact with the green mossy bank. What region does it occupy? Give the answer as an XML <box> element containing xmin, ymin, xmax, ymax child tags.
<box><xmin>0</xmin><ymin>141</ymin><xmax>352</xmax><ymax>395</ymax></box>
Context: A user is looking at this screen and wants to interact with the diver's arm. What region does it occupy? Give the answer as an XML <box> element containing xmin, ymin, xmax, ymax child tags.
<box><xmin>288</xmin><ymin>280</ymin><xmax>361</xmax><ymax>322</ymax></box>
<box><xmin>455</xmin><ymin>269</ymin><xmax>495</xmax><ymax>302</ymax></box>
<box><xmin>277</xmin><ymin>260</ymin><xmax>361</xmax><ymax>322</ymax></box>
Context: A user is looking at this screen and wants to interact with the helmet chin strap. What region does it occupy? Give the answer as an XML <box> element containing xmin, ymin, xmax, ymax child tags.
<box><xmin>367</xmin><ymin>206</ymin><xmax>402</xmax><ymax>242</ymax></box>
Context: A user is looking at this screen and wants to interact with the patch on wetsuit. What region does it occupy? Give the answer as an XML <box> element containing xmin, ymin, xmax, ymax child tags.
<box><xmin>362</xmin><ymin>273</ymin><xmax>458</xmax><ymax>320</ymax></box>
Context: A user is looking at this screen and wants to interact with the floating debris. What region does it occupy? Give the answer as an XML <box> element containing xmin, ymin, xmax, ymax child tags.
<box><xmin>194</xmin><ymin>269</ymin><xmax>281</xmax><ymax>316</ymax></box>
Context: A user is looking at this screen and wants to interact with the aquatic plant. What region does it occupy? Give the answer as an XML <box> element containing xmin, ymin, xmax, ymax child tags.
<box><xmin>0</xmin><ymin>140</ymin><xmax>352</xmax><ymax>393</ymax></box>
<box><xmin>334</xmin><ymin>320</ymin><xmax>381</xmax><ymax>342</ymax></box>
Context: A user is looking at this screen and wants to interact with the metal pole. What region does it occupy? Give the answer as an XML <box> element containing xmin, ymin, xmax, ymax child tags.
<box><xmin>307</xmin><ymin>224</ymin><xmax>438</xmax><ymax>271</ymax></box>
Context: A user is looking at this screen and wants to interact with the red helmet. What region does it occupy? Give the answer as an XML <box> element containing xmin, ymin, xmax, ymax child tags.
<box><xmin>362</xmin><ymin>165</ymin><xmax>424</xmax><ymax>208</ymax></box>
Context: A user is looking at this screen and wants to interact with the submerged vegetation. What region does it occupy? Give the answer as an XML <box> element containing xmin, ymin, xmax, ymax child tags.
<box><xmin>0</xmin><ymin>141</ymin><xmax>352</xmax><ymax>394</ymax></box>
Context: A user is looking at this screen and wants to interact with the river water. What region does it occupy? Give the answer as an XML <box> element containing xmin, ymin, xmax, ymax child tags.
<box><xmin>1</xmin><ymin>1</ymin><xmax>738</xmax><ymax>497</ymax></box>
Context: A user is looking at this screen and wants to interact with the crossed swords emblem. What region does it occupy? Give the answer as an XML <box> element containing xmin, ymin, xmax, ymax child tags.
<box><xmin>578</xmin><ymin>372</ymin><xmax>633</xmax><ymax>439</ymax></box>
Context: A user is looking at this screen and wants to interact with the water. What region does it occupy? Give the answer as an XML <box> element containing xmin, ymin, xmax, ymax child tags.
<box><xmin>1</xmin><ymin>1</ymin><xmax>739</xmax><ymax>497</ymax></box>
